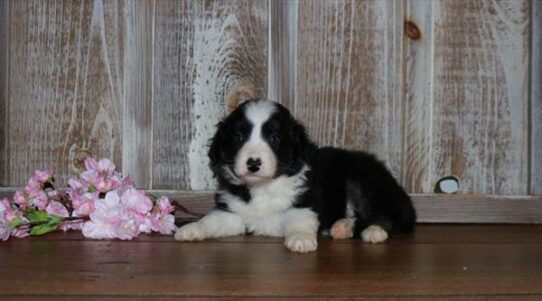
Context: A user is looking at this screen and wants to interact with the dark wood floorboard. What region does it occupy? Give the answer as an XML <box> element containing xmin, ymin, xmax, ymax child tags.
<box><xmin>1</xmin><ymin>225</ymin><xmax>541</xmax><ymax>300</ymax></box>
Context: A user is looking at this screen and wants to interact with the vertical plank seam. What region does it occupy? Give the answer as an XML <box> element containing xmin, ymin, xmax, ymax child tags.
<box><xmin>150</xmin><ymin>0</ymin><xmax>155</xmax><ymax>189</ymax></box>
<box><xmin>290</xmin><ymin>0</ymin><xmax>298</xmax><ymax>115</ymax></box>
<box><xmin>530</xmin><ymin>0</ymin><xmax>542</xmax><ymax>194</ymax></box>
<box><xmin>267</xmin><ymin>0</ymin><xmax>272</xmax><ymax>100</ymax></box>
<box><xmin>1</xmin><ymin>1</ymin><xmax>10</xmax><ymax>185</ymax></box>
<box><xmin>428</xmin><ymin>0</ymin><xmax>436</xmax><ymax>191</ymax></box>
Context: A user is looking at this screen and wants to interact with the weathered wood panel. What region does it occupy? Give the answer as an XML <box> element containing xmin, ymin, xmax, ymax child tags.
<box><xmin>0</xmin><ymin>0</ymin><xmax>9</xmax><ymax>186</ymax></box>
<box><xmin>153</xmin><ymin>0</ymin><xmax>268</xmax><ymax>190</ymax></box>
<box><xmin>6</xmin><ymin>0</ymin><xmax>124</xmax><ymax>186</ymax></box>
<box><xmin>295</xmin><ymin>0</ymin><xmax>404</xmax><ymax>179</ymax></box>
<box><xmin>531</xmin><ymin>0</ymin><xmax>542</xmax><ymax>195</ymax></box>
<box><xmin>123</xmin><ymin>0</ymin><xmax>153</xmax><ymax>189</ymax></box>
<box><xmin>402</xmin><ymin>0</ymin><xmax>434</xmax><ymax>193</ymax></box>
<box><xmin>431</xmin><ymin>0</ymin><xmax>531</xmax><ymax>195</ymax></box>
<box><xmin>268</xmin><ymin>0</ymin><xmax>297</xmax><ymax>108</ymax></box>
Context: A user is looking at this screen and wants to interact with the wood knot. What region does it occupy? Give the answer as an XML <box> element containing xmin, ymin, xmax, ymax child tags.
<box><xmin>405</xmin><ymin>20</ymin><xmax>421</xmax><ymax>41</ymax></box>
<box><xmin>69</xmin><ymin>144</ymin><xmax>93</xmax><ymax>173</ymax></box>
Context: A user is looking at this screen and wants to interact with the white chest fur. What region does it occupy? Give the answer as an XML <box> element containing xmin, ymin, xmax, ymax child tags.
<box><xmin>221</xmin><ymin>166</ymin><xmax>309</xmax><ymax>236</ymax></box>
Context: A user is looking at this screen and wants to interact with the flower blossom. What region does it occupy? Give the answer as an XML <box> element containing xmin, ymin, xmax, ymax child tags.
<box><xmin>0</xmin><ymin>198</ymin><xmax>28</xmax><ymax>241</ymax></box>
<box><xmin>45</xmin><ymin>201</ymin><xmax>69</xmax><ymax>217</ymax></box>
<box><xmin>82</xmin><ymin>191</ymin><xmax>140</xmax><ymax>240</ymax></box>
<box><xmin>80</xmin><ymin>158</ymin><xmax>122</xmax><ymax>193</ymax></box>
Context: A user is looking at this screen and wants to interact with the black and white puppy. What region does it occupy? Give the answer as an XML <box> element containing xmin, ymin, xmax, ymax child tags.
<box><xmin>175</xmin><ymin>100</ymin><xmax>416</xmax><ymax>253</ymax></box>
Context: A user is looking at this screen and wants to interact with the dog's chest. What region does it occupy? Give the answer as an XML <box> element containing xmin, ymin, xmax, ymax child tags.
<box><xmin>223</xmin><ymin>169</ymin><xmax>308</xmax><ymax>236</ymax></box>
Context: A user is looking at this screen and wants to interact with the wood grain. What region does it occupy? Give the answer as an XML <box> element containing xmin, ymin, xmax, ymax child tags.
<box><xmin>6</xmin><ymin>0</ymin><xmax>124</xmax><ymax>186</ymax></box>
<box><xmin>123</xmin><ymin>0</ymin><xmax>154</xmax><ymax>189</ymax></box>
<box><xmin>152</xmin><ymin>0</ymin><xmax>268</xmax><ymax>190</ymax></box>
<box><xmin>268</xmin><ymin>0</ymin><xmax>297</xmax><ymax>108</ymax></box>
<box><xmin>531</xmin><ymin>0</ymin><xmax>542</xmax><ymax>195</ymax></box>
<box><xmin>1</xmin><ymin>225</ymin><xmax>542</xmax><ymax>299</ymax></box>
<box><xmin>431</xmin><ymin>0</ymin><xmax>531</xmax><ymax>195</ymax></box>
<box><xmin>0</xmin><ymin>0</ymin><xmax>9</xmax><ymax>186</ymax></box>
<box><xmin>294</xmin><ymin>0</ymin><xmax>404</xmax><ymax>180</ymax></box>
<box><xmin>402</xmin><ymin>1</ymin><xmax>434</xmax><ymax>193</ymax></box>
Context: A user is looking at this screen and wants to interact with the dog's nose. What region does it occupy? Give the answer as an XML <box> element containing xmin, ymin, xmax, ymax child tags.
<box><xmin>247</xmin><ymin>157</ymin><xmax>262</xmax><ymax>173</ymax></box>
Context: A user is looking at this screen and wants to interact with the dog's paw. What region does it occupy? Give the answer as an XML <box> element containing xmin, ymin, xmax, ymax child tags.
<box><xmin>284</xmin><ymin>232</ymin><xmax>318</xmax><ymax>253</ymax></box>
<box><xmin>361</xmin><ymin>225</ymin><xmax>388</xmax><ymax>244</ymax></box>
<box><xmin>175</xmin><ymin>222</ymin><xmax>206</xmax><ymax>241</ymax></box>
<box><xmin>330</xmin><ymin>218</ymin><xmax>355</xmax><ymax>240</ymax></box>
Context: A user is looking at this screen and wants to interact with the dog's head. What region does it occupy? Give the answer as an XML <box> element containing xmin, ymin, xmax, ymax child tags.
<box><xmin>209</xmin><ymin>100</ymin><xmax>314</xmax><ymax>186</ymax></box>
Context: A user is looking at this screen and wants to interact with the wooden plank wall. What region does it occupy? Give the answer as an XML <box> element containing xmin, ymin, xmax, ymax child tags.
<box><xmin>0</xmin><ymin>0</ymin><xmax>539</xmax><ymax>197</ymax></box>
<box><xmin>0</xmin><ymin>0</ymin><xmax>268</xmax><ymax>190</ymax></box>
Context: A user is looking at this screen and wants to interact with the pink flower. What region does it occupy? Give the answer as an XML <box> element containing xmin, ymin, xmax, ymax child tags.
<box><xmin>32</xmin><ymin>168</ymin><xmax>53</xmax><ymax>183</ymax></box>
<box><xmin>138</xmin><ymin>216</ymin><xmax>155</xmax><ymax>234</ymax></box>
<box><xmin>0</xmin><ymin>202</ymin><xmax>11</xmax><ymax>241</ymax></box>
<box><xmin>112</xmin><ymin>213</ymin><xmax>139</xmax><ymax>240</ymax></box>
<box><xmin>82</xmin><ymin>192</ymin><xmax>121</xmax><ymax>239</ymax></box>
<box><xmin>82</xmin><ymin>219</ymin><xmax>115</xmax><ymax>239</ymax></box>
<box><xmin>59</xmin><ymin>220</ymin><xmax>84</xmax><ymax>231</ymax></box>
<box><xmin>84</xmin><ymin>157</ymin><xmax>98</xmax><ymax>171</ymax></box>
<box><xmin>13</xmin><ymin>191</ymin><xmax>28</xmax><ymax>209</ymax></box>
<box><xmin>157</xmin><ymin>213</ymin><xmax>176</xmax><ymax>235</ymax></box>
<box><xmin>11</xmin><ymin>228</ymin><xmax>30</xmax><ymax>238</ymax></box>
<box><xmin>97</xmin><ymin>159</ymin><xmax>116</xmax><ymax>175</ymax></box>
<box><xmin>0</xmin><ymin>225</ymin><xmax>10</xmax><ymax>241</ymax></box>
<box><xmin>71</xmin><ymin>192</ymin><xmax>97</xmax><ymax>217</ymax></box>
<box><xmin>121</xmin><ymin>188</ymin><xmax>152</xmax><ymax>215</ymax></box>
<box><xmin>1</xmin><ymin>198</ymin><xmax>24</xmax><ymax>223</ymax></box>
<box><xmin>46</xmin><ymin>201</ymin><xmax>69</xmax><ymax>217</ymax></box>
<box><xmin>80</xmin><ymin>158</ymin><xmax>122</xmax><ymax>193</ymax></box>
<box><xmin>157</xmin><ymin>196</ymin><xmax>175</xmax><ymax>214</ymax></box>
<box><xmin>82</xmin><ymin>191</ymin><xmax>139</xmax><ymax>240</ymax></box>
<box><xmin>0</xmin><ymin>198</ymin><xmax>28</xmax><ymax>241</ymax></box>
<box><xmin>28</xmin><ymin>190</ymin><xmax>49</xmax><ymax>210</ymax></box>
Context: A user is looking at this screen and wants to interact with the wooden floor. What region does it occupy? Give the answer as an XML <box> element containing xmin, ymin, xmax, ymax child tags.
<box><xmin>1</xmin><ymin>224</ymin><xmax>542</xmax><ymax>300</ymax></box>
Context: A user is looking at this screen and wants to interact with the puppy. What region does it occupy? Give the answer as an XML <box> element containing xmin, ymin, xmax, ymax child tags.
<box><xmin>175</xmin><ymin>99</ymin><xmax>416</xmax><ymax>253</ymax></box>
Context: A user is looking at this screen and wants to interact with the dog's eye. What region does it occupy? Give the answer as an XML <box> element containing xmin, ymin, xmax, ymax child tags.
<box><xmin>235</xmin><ymin>131</ymin><xmax>246</xmax><ymax>143</ymax></box>
<box><xmin>269</xmin><ymin>133</ymin><xmax>280</xmax><ymax>145</ymax></box>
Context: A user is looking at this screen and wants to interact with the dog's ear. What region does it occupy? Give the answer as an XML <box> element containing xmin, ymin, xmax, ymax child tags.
<box><xmin>208</xmin><ymin>121</ymin><xmax>225</xmax><ymax>177</ymax></box>
<box><xmin>291</xmin><ymin>118</ymin><xmax>316</xmax><ymax>161</ymax></box>
<box><xmin>226</xmin><ymin>80</ymin><xmax>259</xmax><ymax>113</ymax></box>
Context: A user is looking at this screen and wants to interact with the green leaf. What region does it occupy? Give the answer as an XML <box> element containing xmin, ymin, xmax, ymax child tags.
<box><xmin>47</xmin><ymin>215</ymin><xmax>64</xmax><ymax>225</ymax></box>
<box><xmin>25</xmin><ymin>210</ymin><xmax>49</xmax><ymax>223</ymax></box>
<box><xmin>30</xmin><ymin>223</ymin><xmax>58</xmax><ymax>236</ymax></box>
<box><xmin>8</xmin><ymin>216</ymin><xmax>23</xmax><ymax>229</ymax></box>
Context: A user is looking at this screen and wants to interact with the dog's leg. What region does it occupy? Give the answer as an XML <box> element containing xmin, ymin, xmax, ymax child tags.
<box><xmin>175</xmin><ymin>209</ymin><xmax>245</xmax><ymax>241</ymax></box>
<box><xmin>283</xmin><ymin>208</ymin><xmax>319</xmax><ymax>253</ymax></box>
<box><xmin>330</xmin><ymin>218</ymin><xmax>356</xmax><ymax>239</ymax></box>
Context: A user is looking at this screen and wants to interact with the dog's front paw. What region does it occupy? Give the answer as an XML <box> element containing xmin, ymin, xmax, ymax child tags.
<box><xmin>284</xmin><ymin>232</ymin><xmax>317</xmax><ymax>253</ymax></box>
<box><xmin>361</xmin><ymin>225</ymin><xmax>388</xmax><ymax>244</ymax></box>
<box><xmin>330</xmin><ymin>218</ymin><xmax>355</xmax><ymax>240</ymax></box>
<box><xmin>175</xmin><ymin>222</ymin><xmax>206</xmax><ymax>241</ymax></box>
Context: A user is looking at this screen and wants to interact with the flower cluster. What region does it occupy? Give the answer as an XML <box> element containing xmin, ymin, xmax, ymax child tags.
<box><xmin>1</xmin><ymin>158</ymin><xmax>176</xmax><ymax>241</ymax></box>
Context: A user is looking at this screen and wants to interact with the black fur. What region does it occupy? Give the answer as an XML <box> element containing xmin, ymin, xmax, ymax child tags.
<box><xmin>208</xmin><ymin>100</ymin><xmax>416</xmax><ymax>237</ymax></box>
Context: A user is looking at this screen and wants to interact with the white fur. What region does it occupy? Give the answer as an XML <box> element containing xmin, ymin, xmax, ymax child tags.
<box><xmin>175</xmin><ymin>210</ymin><xmax>245</xmax><ymax>241</ymax></box>
<box><xmin>234</xmin><ymin>101</ymin><xmax>278</xmax><ymax>183</ymax></box>
<box><xmin>283</xmin><ymin>208</ymin><xmax>319</xmax><ymax>252</ymax></box>
<box><xmin>224</xmin><ymin>165</ymin><xmax>310</xmax><ymax>237</ymax></box>
<box><xmin>244</xmin><ymin>100</ymin><xmax>276</xmax><ymax>125</ymax></box>
<box><xmin>361</xmin><ymin>225</ymin><xmax>388</xmax><ymax>244</ymax></box>
<box><xmin>175</xmin><ymin>165</ymin><xmax>318</xmax><ymax>252</ymax></box>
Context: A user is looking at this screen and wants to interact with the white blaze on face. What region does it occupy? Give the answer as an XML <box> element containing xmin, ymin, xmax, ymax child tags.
<box><xmin>234</xmin><ymin>101</ymin><xmax>278</xmax><ymax>184</ymax></box>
